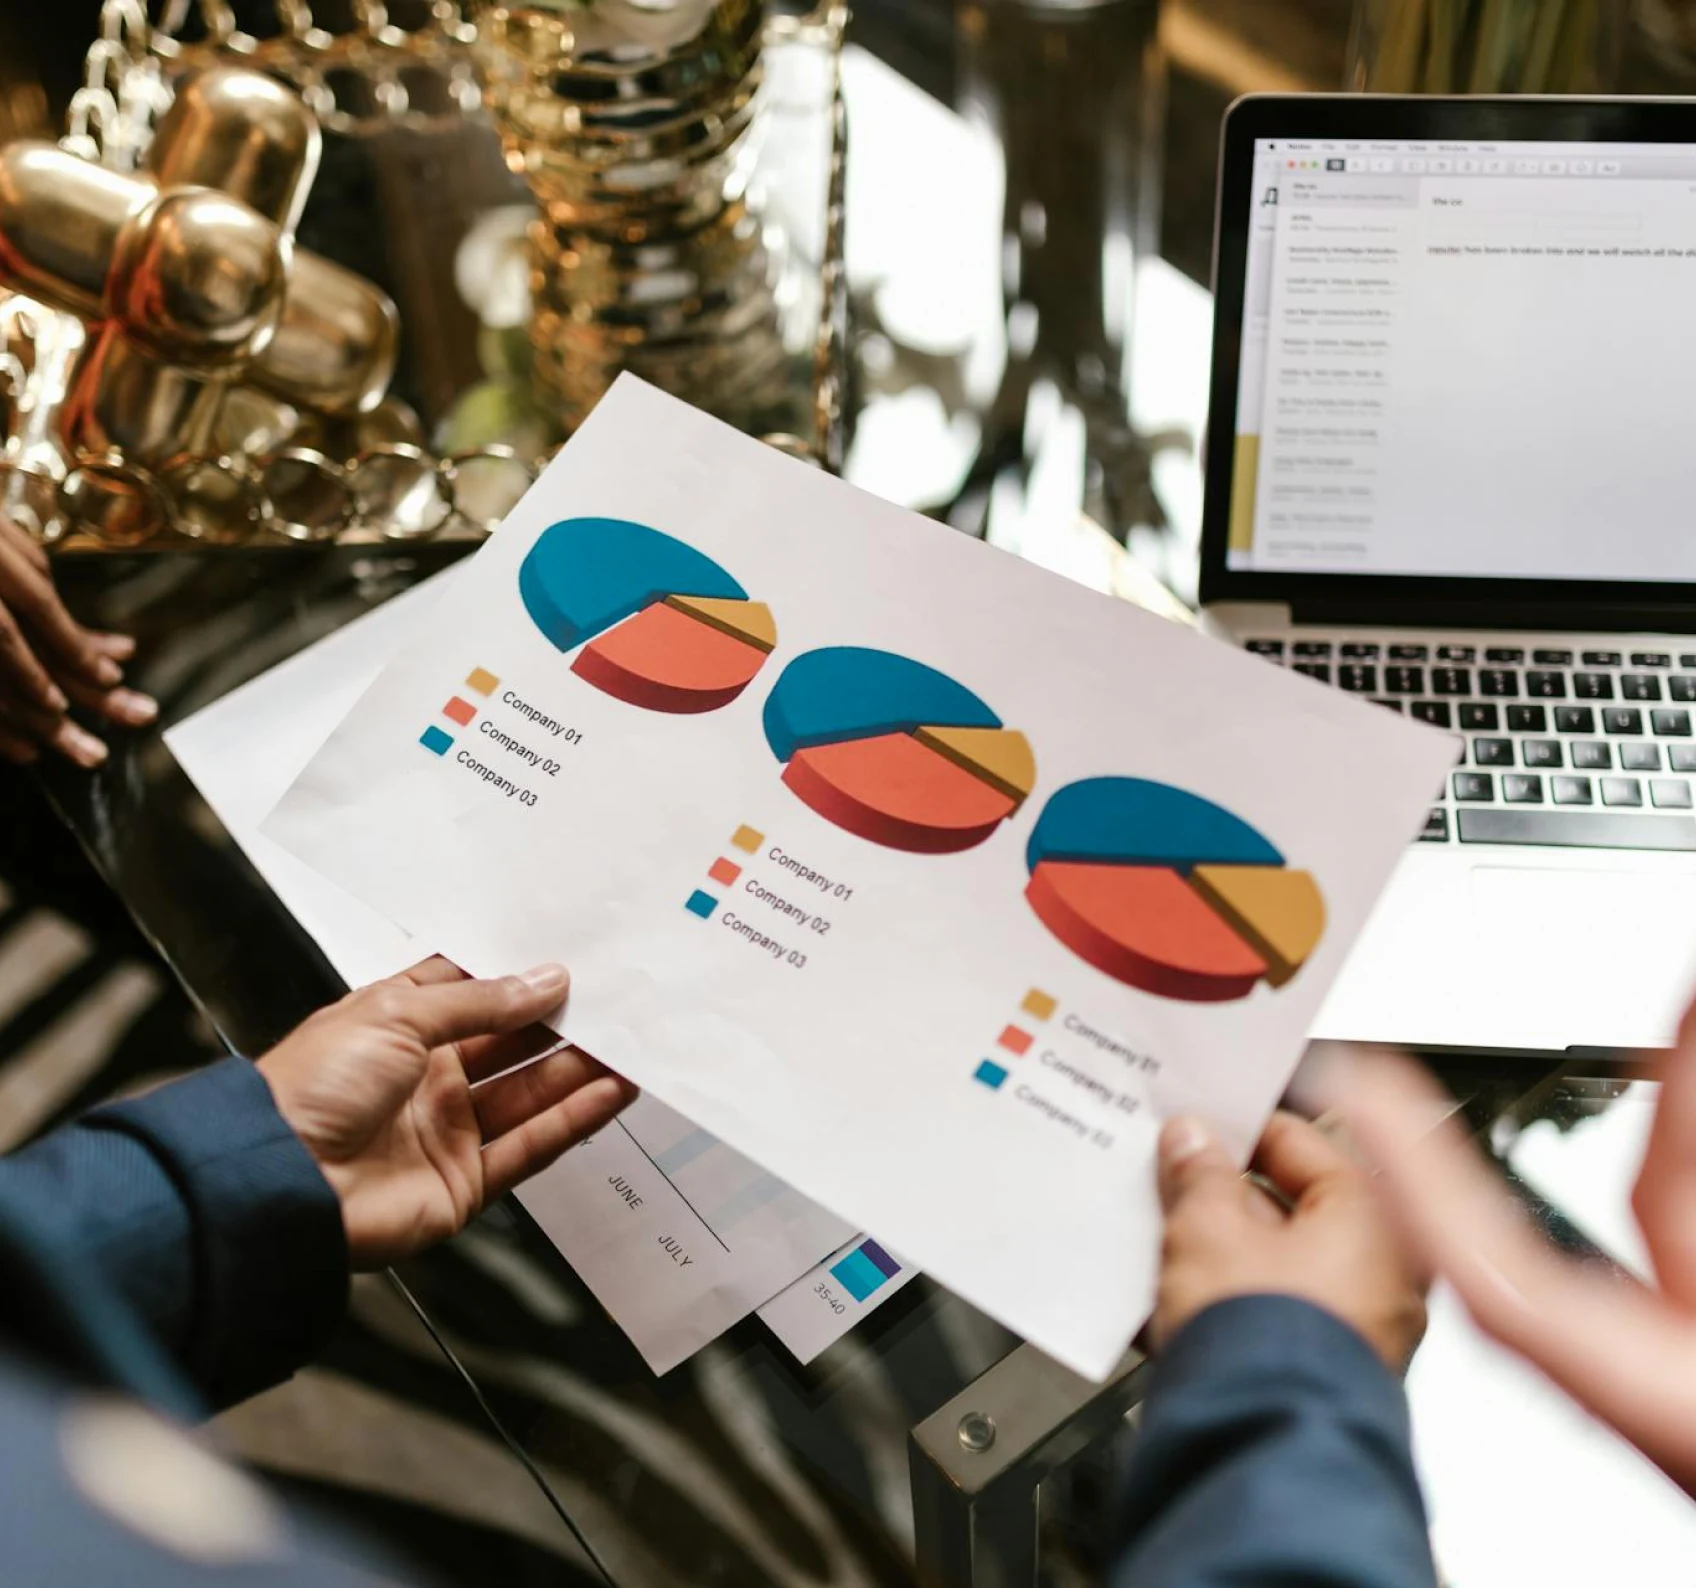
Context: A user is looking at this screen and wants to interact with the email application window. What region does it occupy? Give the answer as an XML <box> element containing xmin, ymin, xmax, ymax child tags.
<box><xmin>1229</xmin><ymin>139</ymin><xmax>1696</xmax><ymax>583</ymax></box>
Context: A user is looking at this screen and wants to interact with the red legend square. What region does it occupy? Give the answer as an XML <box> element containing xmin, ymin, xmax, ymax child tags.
<box><xmin>998</xmin><ymin>1025</ymin><xmax>1034</xmax><ymax>1057</ymax></box>
<box><xmin>443</xmin><ymin>697</ymin><xmax>477</xmax><ymax>726</ymax></box>
<box><xmin>708</xmin><ymin>857</ymin><xmax>742</xmax><ymax>887</ymax></box>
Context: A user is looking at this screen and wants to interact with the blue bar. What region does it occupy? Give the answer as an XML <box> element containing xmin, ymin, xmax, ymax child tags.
<box><xmin>421</xmin><ymin>726</ymin><xmax>454</xmax><ymax>756</ymax></box>
<box><xmin>653</xmin><ymin>1128</ymin><xmax>719</xmax><ymax>1177</ymax></box>
<box><xmin>830</xmin><ymin>1247</ymin><xmax>889</xmax><ymax>1303</ymax></box>
<box><xmin>859</xmin><ymin>1239</ymin><xmax>901</xmax><ymax>1281</ymax></box>
<box><xmin>685</xmin><ymin>890</ymin><xmax>718</xmax><ymax>919</ymax></box>
<box><xmin>974</xmin><ymin>1060</ymin><xmax>1008</xmax><ymax>1090</ymax></box>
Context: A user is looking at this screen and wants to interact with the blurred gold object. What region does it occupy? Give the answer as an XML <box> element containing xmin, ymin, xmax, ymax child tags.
<box><xmin>472</xmin><ymin>0</ymin><xmax>789</xmax><ymax>432</ymax></box>
<box><xmin>250</xmin><ymin>249</ymin><xmax>400</xmax><ymax>417</ymax></box>
<box><xmin>144</xmin><ymin>66</ymin><xmax>323</xmax><ymax>231</ymax></box>
<box><xmin>60</xmin><ymin>326</ymin><xmax>224</xmax><ymax>464</ymax></box>
<box><xmin>106</xmin><ymin>186</ymin><xmax>289</xmax><ymax>366</ymax></box>
<box><xmin>0</xmin><ymin>143</ymin><xmax>149</xmax><ymax>322</ymax></box>
<box><xmin>0</xmin><ymin>142</ymin><xmax>288</xmax><ymax>366</ymax></box>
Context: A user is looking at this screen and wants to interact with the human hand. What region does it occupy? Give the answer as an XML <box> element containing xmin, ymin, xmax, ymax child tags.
<box><xmin>0</xmin><ymin>510</ymin><xmax>155</xmax><ymax>768</ymax></box>
<box><xmin>1153</xmin><ymin>1110</ymin><xmax>1429</xmax><ymax>1372</ymax></box>
<box><xmin>1341</xmin><ymin>1017</ymin><xmax>1696</xmax><ymax>1498</ymax></box>
<box><xmin>257</xmin><ymin>956</ymin><xmax>638</xmax><ymax>1268</ymax></box>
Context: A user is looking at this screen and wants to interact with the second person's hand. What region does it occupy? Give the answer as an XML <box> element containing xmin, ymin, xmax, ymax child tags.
<box><xmin>0</xmin><ymin>511</ymin><xmax>155</xmax><ymax>768</ymax></box>
<box><xmin>258</xmin><ymin>957</ymin><xmax>638</xmax><ymax>1268</ymax></box>
<box><xmin>1153</xmin><ymin>1110</ymin><xmax>1430</xmax><ymax>1372</ymax></box>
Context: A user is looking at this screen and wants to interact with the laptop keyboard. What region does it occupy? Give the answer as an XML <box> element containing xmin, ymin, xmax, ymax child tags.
<box><xmin>1245</xmin><ymin>636</ymin><xmax>1696</xmax><ymax>852</ymax></box>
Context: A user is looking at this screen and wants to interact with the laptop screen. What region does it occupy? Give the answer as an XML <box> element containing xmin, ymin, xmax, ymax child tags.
<box><xmin>1226</xmin><ymin>134</ymin><xmax>1696</xmax><ymax>587</ymax></box>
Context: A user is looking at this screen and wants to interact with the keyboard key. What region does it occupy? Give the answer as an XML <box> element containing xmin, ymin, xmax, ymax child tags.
<box><xmin>1654</xmin><ymin>780</ymin><xmax>1694</xmax><ymax>810</ymax></box>
<box><xmin>1339</xmin><ymin>665</ymin><xmax>1377</xmax><ymax>693</ymax></box>
<box><xmin>1583</xmin><ymin>650</ymin><xmax>1623</xmax><ymax>666</ymax></box>
<box><xmin>1410</xmin><ymin>701</ymin><xmax>1452</xmax><ymax>728</ymax></box>
<box><xmin>1604</xmin><ymin>708</ymin><xmax>1644</xmax><ymax>735</ymax></box>
<box><xmin>1554</xmin><ymin>707</ymin><xmax>1595</xmax><ymax>734</ymax></box>
<box><xmin>1472</xmin><ymin>738</ymin><xmax>1514</xmax><ymax>767</ymax></box>
<box><xmin>1459</xmin><ymin>703</ymin><xmax>1499</xmax><ymax>731</ymax></box>
<box><xmin>1246</xmin><ymin>639</ymin><xmax>1284</xmax><ymax>659</ymax></box>
<box><xmin>1486</xmin><ymin>647</ymin><xmax>1526</xmax><ymax>664</ymax></box>
<box><xmin>1522</xmin><ymin>739</ymin><xmax>1563</xmax><ymax>768</ymax></box>
<box><xmin>1525</xmin><ymin>671</ymin><xmax>1566</xmax><ymax>699</ymax></box>
<box><xmin>1507</xmin><ymin>705</ymin><xmax>1547</xmax><ymax>733</ymax></box>
<box><xmin>1293</xmin><ymin>641</ymin><xmax>1333</xmax><ymax>658</ymax></box>
<box><xmin>1433</xmin><ymin>668</ymin><xmax>1472</xmax><ymax>696</ymax></box>
<box><xmin>1453</xmin><ymin>772</ymin><xmax>1495</xmax><ymax>802</ymax></box>
<box><xmin>1390</xmin><ymin>644</ymin><xmax>1430</xmax><ymax>661</ymax></box>
<box><xmin>1603</xmin><ymin>777</ymin><xmax>1645</xmax><ymax>807</ymax></box>
<box><xmin>1573</xmin><ymin>673</ymin><xmax>1615</xmax><ymax>700</ymax></box>
<box><xmin>1552</xmin><ymin>776</ymin><xmax>1594</xmax><ymax>806</ymax></box>
<box><xmin>1503</xmin><ymin>774</ymin><xmax>1544</xmax><ymax>804</ymax></box>
<box><xmin>1671</xmin><ymin>677</ymin><xmax>1696</xmax><ymax>702</ymax></box>
<box><xmin>1534</xmin><ymin>649</ymin><xmax>1574</xmax><ymax>665</ymax></box>
<box><xmin>1654</xmin><ymin>710</ymin><xmax>1693</xmax><ymax>737</ymax></box>
<box><xmin>1421</xmin><ymin>808</ymin><xmax>1450</xmax><ymax>843</ymax></box>
<box><xmin>1633</xmin><ymin>652</ymin><xmax>1672</xmax><ymax>668</ymax></box>
<box><xmin>1621</xmin><ymin>743</ymin><xmax>1662</xmax><ymax>772</ymax></box>
<box><xmin>1673</xmin><ymin>746</ymin><xmax>1696</xmax><ymax>773</ymax></box>
<box><xmin>1572</xmin><ymin>741</ymin><xmax>1613</xmax><ymax>770</ymax></box>
<box><xmin>1371</xmin><ymin>698</ymin><xmax>1405</xmax><ymax>714</ymax></box>
<box><xmin>1385</xmin><ymin>666</ymin><xmax>1424</xmax><ymax>694</ymax></box>
<box><xmin>1439</xmin><ymin>645</ymin><xmax>1477</xmax><ymax>663</ymax></box>
<box><xmin>1623</xmin><ymin>674</ymin><xmax>1663</xmax><ymax>701</ymax></box>
<box><xmin>1293</xmin><ymin>663</ymin><xmax>1331</xmax><ymax>683</ymax></box>
<box><xmin>1480</xmin><ymin>669</ymin><xmax>1520</xmax><ymax>697</ymax></box>
<box><xmin>1458</xmin><ymin>809</ymin><xmax>1696</xmax><ymax>851</ymax></box>
<box><xmin>1341</xmin><ymin>642</ymin><xmax>1380</xmax><ymax>659</ymax></box>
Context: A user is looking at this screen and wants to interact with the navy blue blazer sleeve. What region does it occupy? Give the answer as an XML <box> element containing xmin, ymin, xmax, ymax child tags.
<box><xmin>1110</xmin><ymin>1295</ymin><xmax>1436</xmax><ymax>1588</ymax></box>
<box><xmin>0</xmin><ymin>1057</ymin><xmax>348</xmax><ymax>1412</ymax></box>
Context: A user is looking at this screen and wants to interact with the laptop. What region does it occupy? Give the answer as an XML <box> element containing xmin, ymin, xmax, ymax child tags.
<box><xmin>1201</xmin><ymin>95</ymin><xmax>1696</xmax><ymax>1057</ymax></box>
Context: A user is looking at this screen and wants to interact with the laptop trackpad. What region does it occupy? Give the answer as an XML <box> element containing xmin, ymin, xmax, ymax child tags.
<box><xmin>1471</xmin><ymin>866</ymin><xmax>1696</xmax><ymax>1052</ymax></box>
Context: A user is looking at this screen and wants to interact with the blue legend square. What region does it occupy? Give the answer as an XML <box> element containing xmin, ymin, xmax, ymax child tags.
<box><xmin>685</xmin><ymin>890</ymin><xmax>719</xmax><ymax>919</ymax></box>
<box><xmin>421</xmin><ymin>726</ymin><xmax>454</xmax><ymax>756</ymax></box>
<box><xmin>974</xmin><ymin>1060</ymin><xmax>1009</xmax><ymax>1091</ymax></box>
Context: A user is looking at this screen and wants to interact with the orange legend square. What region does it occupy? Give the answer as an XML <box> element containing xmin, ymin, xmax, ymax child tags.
<box><xmin>466</xmin><ymin>667</ymin><xmax>499</xmax><ymax>697</ymax></box>
<box><xmin>709</xmin><ymin>857</ymin><xmax>742</xmax><ymax>887</ymax></box>
<box><xmin>998</xmin><ymin>1025</ymin><xmax>1034</xmax><ymax>1057</ymax></box>
<box><xmin>1021</xmin><ymin>989</ymin><xmax>1057</xmax><ymax>1022</ymax></box>
<box><xmin>730</xmin><ymin>825</ymin><xmax>764</xmax><ymax>854</ymax></box>
<box><xmin>443</xmin><ymin>697</ymin><xmax>477</xmax><ymax>726</ymax></box>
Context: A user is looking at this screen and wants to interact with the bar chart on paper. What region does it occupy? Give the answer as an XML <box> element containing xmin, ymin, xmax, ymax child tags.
<box><xmin>519</xmin><ymin>516</ymin><xmax>778</xmax><ymax>714</ymax></box>
<box><xmin>515</xmin><ymin>1094</ymin><xmax>851</xmax><ymax>1374</ymax></box>
<box><xmin>759</xmin><ymin>1232</ymin><xmax>920</xmax><ymax>1364</ymax></box>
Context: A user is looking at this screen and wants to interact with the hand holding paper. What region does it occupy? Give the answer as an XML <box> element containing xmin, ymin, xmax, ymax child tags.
<box><xmin>259</xmin><ymin>955</ymin><xmax>637</xmax><ymax>1267</ymax></box>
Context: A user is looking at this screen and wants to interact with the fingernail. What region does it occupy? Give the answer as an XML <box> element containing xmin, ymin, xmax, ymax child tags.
<box><xmin>102</xmin><ymin>634</ymin><xmax>137</xmax><ymax>661</ymax></box>
<box><xmin>1160</xmin><ymin>1116</ymin><xmax>1214</xmax><ymax>1167</ymax></box>
<box><xmin>95</xmin><ymin>657</ymin><xmax>122</xmax><ymax>687</ymax></box>
<box><xmin>61</xmin><ymin>724</ymin><xmax>108</xmax><ymax>767</ymax></box>
<box><xmin>518</xmin><ymin>964</ymin><xmax>569</xmax><ymax>997</ymax></box>
<box><xmin>45</xmin><ymin>684</ymin><xmax>67</xmax><ymax>713</ymax></box>
<box><xmin>112</xmin><ymin>690</ymin><xmax>157</xmax><ymax>726</ymax></box>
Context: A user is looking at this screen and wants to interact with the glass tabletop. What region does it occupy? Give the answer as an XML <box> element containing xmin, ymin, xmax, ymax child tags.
<box><xmin>22</xmin><ymin>5</ymin><xmax>1656</xmax><ymax>1585</ymax></box>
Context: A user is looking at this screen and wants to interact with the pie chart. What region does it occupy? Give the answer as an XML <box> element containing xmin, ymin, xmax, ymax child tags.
<box><xmin>763</xmin><ymin>648</ymin><xmax>1036</xmax><ymax>854</ymax></box>
<box><xmin>1025</xmin><ymin>778</ymin><xmax>1325</xmax><ymax>1003</ymax></box>
<box><xmin>518</xmin><ymin>517</ymin><xmax>776</xmax><ymax>713</ymax></box>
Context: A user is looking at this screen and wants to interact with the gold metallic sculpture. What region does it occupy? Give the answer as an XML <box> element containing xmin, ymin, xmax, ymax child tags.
<box><xmin>473</xmin><ymin>0</ymin><xmax>791</xmax><ymax>434</ymax></box>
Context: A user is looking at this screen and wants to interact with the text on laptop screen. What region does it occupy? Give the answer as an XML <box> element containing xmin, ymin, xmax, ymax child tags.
<box><xmin>1229</xmin><ymin>138</ymin><xmax>1696</xmax><ymax>584</ymax></box>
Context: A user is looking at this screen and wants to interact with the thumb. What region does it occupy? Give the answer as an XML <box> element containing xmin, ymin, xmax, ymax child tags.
<box><xmin>1157</xmin><ymin>1115</ymin><xmax>1240</xmax><ymax>1214</ymax></box>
